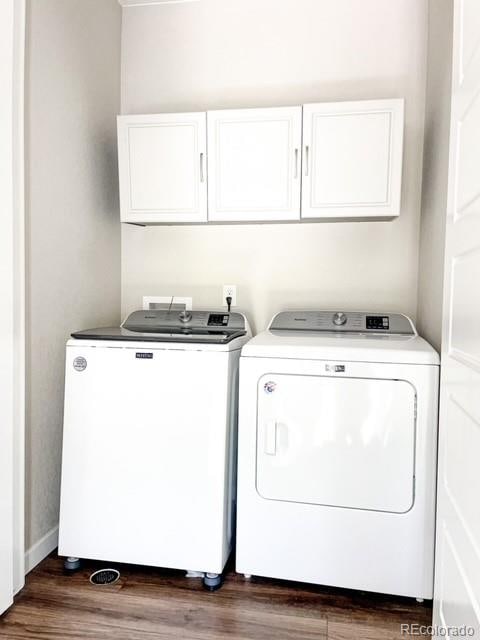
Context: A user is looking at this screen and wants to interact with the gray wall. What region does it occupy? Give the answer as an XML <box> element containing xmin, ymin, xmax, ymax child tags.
<box><xmin>417</xmin><ymin>0</ymin><xmax>454</xmax><ymax>351</ymax></box>
<box><xmin>25</xmin><ymin>0</ymin><xmax>121</xmax><ymax>550</ymax></box>
<box><xmin>121</xmin><ymin>0</ymin><xmax>429</xmax><ymax>333</ymax></box>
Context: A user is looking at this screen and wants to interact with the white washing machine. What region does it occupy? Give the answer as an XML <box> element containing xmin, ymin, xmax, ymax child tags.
<box><xmin>236</xmin><ymin>310</ymin><xmax>439</xmax><ymax>599</ymax></box>
<box><xmin>59</xmin><ymin>308</ymin><xmax>250</xmax><ymax>590</ymax></box>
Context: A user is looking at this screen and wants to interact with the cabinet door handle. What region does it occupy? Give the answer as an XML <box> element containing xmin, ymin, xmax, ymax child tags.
<box><xmin>200</xmin><ymin>152</ymin><xmax>205</xmax><ymax>182</ymax></box>
<box><xmin>265</xmin><ymin>420</ymin><xmax>277</xmax><ymax>456</ymax></box>
<box><xmin>294</xmin><ymin>148</ymin><xmax>299</xmax><ymax>179</ymax></box>
<box><xmin>304</xmin><ymin>145</ymin><xmax>309</xmax><ymax>177</ymax></box>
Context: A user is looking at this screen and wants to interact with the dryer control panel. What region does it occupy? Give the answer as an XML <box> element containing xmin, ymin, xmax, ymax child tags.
<box><xmin>269</xmin><ymin>311</ymin><xmax>415</xmax><ymax>335</ymax></box>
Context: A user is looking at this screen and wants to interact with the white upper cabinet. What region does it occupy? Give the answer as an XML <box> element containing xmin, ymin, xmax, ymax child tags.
<box><xmin>117</xmin><ymin>113</ymin><xmax>207</xmax><ymax>224</ymax></box>
<box><xmin>117</xmin><ymin>100</ymin><xmax>404</xmax><ymax>225</ymax></box>
<box><xmin>301</xmin><ymin>99</ymin><xmax>404</xmax><ymax>220</ymax></box>
<box><xmin>207</xmin><ymin>107</ymin><xmax>302</xmax><ymax>222</ymax></box>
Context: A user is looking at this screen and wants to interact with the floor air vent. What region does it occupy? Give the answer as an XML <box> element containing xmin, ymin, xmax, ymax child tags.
<box><xmin>89</xmin><ymin>568</ymin><xmax>120</xmax><ymax>585</ymax></box>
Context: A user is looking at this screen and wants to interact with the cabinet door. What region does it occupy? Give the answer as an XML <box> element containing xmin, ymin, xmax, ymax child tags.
<box><xmin>207</xmin><ymin>107</ymin><xmax>302</xmax><ymax>222</ymax></box>
<box><xmin>301</xmin><ymin>99</ymin><xmax>404</xmax><ymax>220</ymax></box>
<box><xmin>117</xmin><ymin>113</ymin><xmax>207</xmax><ymax>224</ymax></box>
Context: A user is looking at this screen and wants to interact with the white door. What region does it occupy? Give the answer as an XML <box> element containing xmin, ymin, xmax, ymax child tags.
<box><xmin>433</xmin><ymin>2</ymin><xmax>480</xmax><ymax>637</ymax></box>
<box><xmin>0</xmin><ymin>0</ymin><xmax>16</xmax><ymax>615</ymax></box>
<box><xmin>256</xmin><ymin>374</ymin><xmax>416</xmax><ymax>513</ymax></box>
<box><xmin>117</xmin><ymin>112</ymin><xmax>207</xmax><ymax>224</ymax></box>
<box><xmin>301</xmin><ymin>99</ymin><xmax>404</xmax><ymax>220</ymax></box>
<box><xmin>207</xmin><ymin>106</ymin><xmax>302</xmax><ymax>222</ymax></box>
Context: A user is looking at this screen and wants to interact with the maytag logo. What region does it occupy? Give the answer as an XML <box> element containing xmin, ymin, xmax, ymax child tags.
<box><xmin>136</xmin><ymin>352</ymin><xmax>153</xmax><ymax>359</ymax></box>
<box><xmin>73</xmin><ymin>356</ymin><xmax>87</xmax><ymax>371</ymax></box>
<box><xmin>325</xmin><ymin>364</ymin><xmax>345</xmax><ymax>373</ymax></box>
<box><xmin>264</xmin><ymin>381</ymin><xmax>276</xmax><ymax>394</ymax></box>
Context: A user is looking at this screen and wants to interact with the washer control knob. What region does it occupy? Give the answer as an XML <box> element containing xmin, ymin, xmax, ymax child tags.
<box><xmin>333</xmin><ymin>312</ymin><xmax>347</xmax><ymax>326</ymax></box>
<box><xmin>179</xmin><ymin>310</ymin><xmax>192</xmax><ymax>324</ymax></box>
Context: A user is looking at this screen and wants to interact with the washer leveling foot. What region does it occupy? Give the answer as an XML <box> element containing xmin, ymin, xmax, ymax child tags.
<box><xmin>203</xmin><ymin>573</ymin><xmax>222</xmax><ymax>591</ymax></box>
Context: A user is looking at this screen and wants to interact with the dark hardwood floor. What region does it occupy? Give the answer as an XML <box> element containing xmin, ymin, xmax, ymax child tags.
<box><xmin>0</xmin><ymin>553</ymin><xmax>431</xmax><ymax>639</ymax></box>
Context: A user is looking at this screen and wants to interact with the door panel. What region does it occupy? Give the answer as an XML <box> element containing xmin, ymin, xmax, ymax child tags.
<box><xmin>301</xmin><ymin>99</ymin><xmax>404</xmax><ymax>219</ymax></box>
<box><xmin>129</xmin><ymin>126</ymin><xmax>197</xmax><ymax>211</ymax></box>
<box><xmin>207</xmin><ymin>107</ymin><xmax>302</xmax><ymax>221</ymax></box>
<box><xmin>455</xmin><ymin>90</ymin><xmax>480</xmax><ymax>218</ymax></box>
<box><xmin>444</xmin><ymin>398</ymin><xmax>480</xmax><ymax>550</ymax></box>
<box><xmin>450</xmin><ymin>248</ymin><xmax>480</xmax><ymax>363</ymax></box>
<box><xmin>256</xmin><ymin>374</ymin><xmax>416</xmax><ymax>513</ymax></box>
<box><xmin>434</xmin><ymin>1</ymin><xmax>480</xmax><ymax>635</ymax></box>
<box><xmin>310</xmin><ymin>112</ymin><xmax>391</xmax><ymax>205</ymax></box>
<box><xmin>117</xmin><ymin>112</ymin><xmax>207</xmax><ymax>223</ymax></box>
<box><xmin>0</xmin><ymin>0</ymin><xmax>15</xmax><ymax>615</ymax></box>
<box><xmin>438</xmin><ymin>530</ymin><xmax>480</xmax><ymax>636</ymax></box>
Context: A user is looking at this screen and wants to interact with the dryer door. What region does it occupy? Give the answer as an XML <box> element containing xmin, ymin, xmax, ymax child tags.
<box><xmin>256</xmin><ymin>374</ymin><xmax>416</xmax><ymax>513</ymax></box>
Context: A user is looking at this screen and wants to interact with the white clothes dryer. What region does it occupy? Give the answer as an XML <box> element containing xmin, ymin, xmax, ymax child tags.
<box><xmin>236</xmin><ymin>311</ymin><xmax>439</xmax><ymax>599</ymax></box>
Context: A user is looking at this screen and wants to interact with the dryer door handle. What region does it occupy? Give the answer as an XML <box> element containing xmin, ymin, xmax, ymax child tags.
<box><xmin>264</xmin><ymin>420</ymin><xmax>277</xmax><ymax>455</ymax></box>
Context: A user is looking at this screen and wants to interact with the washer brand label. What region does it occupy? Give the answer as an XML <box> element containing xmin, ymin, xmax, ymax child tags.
<box><xmin>136</xmin><ymin>352</ymin><xmax>153</xmax><ymax>359</ymax></box>
<box><xmin>264</xmin><ymin>381</ymin><xmax>276</xmax><ymax>393</ymax></box>
<box><xmin>325</xmin><ymin>364</ymin><xmax>345</xmax><ymax>373</ymax></box>
<box><xmin>73</xmin><ymin>356</ymin><xmax>87</xmax><ymax>372</ymax></box>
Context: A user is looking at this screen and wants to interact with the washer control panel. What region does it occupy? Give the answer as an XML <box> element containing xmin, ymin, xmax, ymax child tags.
<box><xmin>269</xmin><ymin>311</ymin><xmax>415</xmax><ymax>335</ymax></box>
<box><xmin>123</xmin><ymin>310</ymin><xmax>245</xmax><ymax>332</ymax></box>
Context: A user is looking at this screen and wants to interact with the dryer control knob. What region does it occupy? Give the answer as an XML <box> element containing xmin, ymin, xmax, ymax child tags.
<box><xmin>179</xmin><ymin>310</ymin><xmax>192</xmax><ymax>324</ymax></box>
<box><xmin>333</xmin><ymin>312</ymin><xmax>347</xmax><ymax>326</ymax></box>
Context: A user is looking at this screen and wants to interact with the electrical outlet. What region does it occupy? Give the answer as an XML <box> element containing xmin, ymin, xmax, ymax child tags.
<box><xmin>222</xmin><ymin>285</ymin><xmax>237</xmax><ymax>307</ymax></box>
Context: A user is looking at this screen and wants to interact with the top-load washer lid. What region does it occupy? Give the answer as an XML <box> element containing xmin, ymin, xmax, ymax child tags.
<box><xmin>71</xmin><ymin>310</ymin><xmax>248</xmax><ymax>345</ymax></box>
<box><xmin>242</xmin><ymin>310</ymin><xmax>440</xmax><ymax>365</ymax></box>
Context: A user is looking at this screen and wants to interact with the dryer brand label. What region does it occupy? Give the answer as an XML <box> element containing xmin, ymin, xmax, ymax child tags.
<box><xmin>73</xmin><ymin>356</ymin><xmax>87</xmax><ymax>372</ymax></box>
<box><xmin>136</xmin><ymin>352</ymin><xmax>153</xmax><ymax>359</ymax></box>
<box><xmin>325</xmin><ymin>364</ymin><xmax>345</xmax><ymax>373</ymax></box>
<box><xmin>264</xmin><ymin>381</ymin><xmax>276</xmax><ymax>393</ymax></box>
